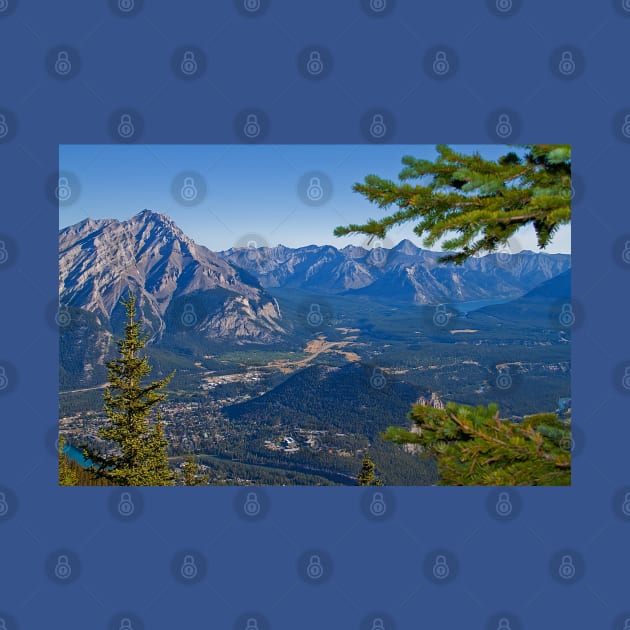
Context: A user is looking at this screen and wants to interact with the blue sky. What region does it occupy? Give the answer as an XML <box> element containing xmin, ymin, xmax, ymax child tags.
<box><xmin>59</xmin><ymin>144</ymin><xmax>571</xmax><ymax>254</ymax></box>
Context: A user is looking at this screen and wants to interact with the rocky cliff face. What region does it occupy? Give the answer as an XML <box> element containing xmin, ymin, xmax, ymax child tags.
<box><xmin>59</xmin><ymin>210</ymin><xmax>287</xmax><ymax>344</ymax></box>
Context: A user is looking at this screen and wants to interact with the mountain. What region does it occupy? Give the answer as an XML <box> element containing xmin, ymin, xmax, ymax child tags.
<box><xmin>224</xmin><ymin>362</ymin><xmax>420</xmax><ymax>439</ymax></box>
<box><xmin>468</xmin><ymin>269</ymin><xmax>571</xmax><ymax>324</ymax></box>
<box><xmin>221</xmin><ymin>238</ymin><xmax>570</xmax><ymax>304</ymax></box>
<box><xmin>59</xmin><ymin>210</ymin><xmax>287</xmax><ymax>345</ymax></box>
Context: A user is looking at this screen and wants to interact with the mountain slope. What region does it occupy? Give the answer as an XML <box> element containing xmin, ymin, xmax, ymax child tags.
<box><xmin>225</xmin><ymin>362</ymin><xmax>420</xmax><ymax>439</ymax></box>
<box><xmin>59</xmin><ymin>210</ymin><xmax>287</xmax><ymax>344</ymax></box>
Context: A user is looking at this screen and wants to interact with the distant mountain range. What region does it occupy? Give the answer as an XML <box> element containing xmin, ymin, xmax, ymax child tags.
<box><xmin>221</xmin><ymin>237</ymin><xmax>570</xmax><ymax>304</ymax></box>
<box><xmin>59</xmin><ymin>209</ymin><xmax>571</xmax><ymax>351</ymax></box>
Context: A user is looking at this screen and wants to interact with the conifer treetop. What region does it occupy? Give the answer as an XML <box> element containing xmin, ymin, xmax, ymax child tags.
<box><xmin>334</xmin><ymin>144</ymin><xmax>571</xmax><ymax>264</ymax></box>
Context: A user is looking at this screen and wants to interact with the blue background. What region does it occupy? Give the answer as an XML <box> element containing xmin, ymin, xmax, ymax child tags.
<box><xmin>0</xmin><ymin>1</ymin><xmax>629</xmax><ymax>628</ymax></box>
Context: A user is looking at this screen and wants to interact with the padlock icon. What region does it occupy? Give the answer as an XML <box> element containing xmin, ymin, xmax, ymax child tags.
<box><xmin>623</xmin><ymin>366</ymin><xmax>630</xmax><ymax>390</ymax></box>
<box><xmin>54</xmin><ymin>554</ymin><xmax>72</xmax><ymax>580</ymax></box>
<box><xmin>0</xmin><ymin>240</ymin><xmax>8</xmax><ymax>265</ymax></box>
<box><xmin>558</xmin><ymin>303</ymin><xmax>575</xmax><ymax>328</ymax></box>
<box><xmin>558</xmin><ymin>51</ymin><xmax>575</xmax><ymax>76</ymax></box>
<box><xmin>307</xmin><ymin>303</ymin><xmax>323</xmax><ymax>327</ymax></box>
<box><xmin>495</xmin><ymin>491</ymin><xmax>512</xmax><ymax>517</ymax></box>
<box><xmin>0</xmin><ymin>492</ymin><xmax>8</xmax><ymax>516</ymax></box>
<box><xmin>622</xmin><ymin>492</ymin><xmax>630</xmax><ymax>516</ymax></box>
<box><xmin>307</xmin><ymin>50</ymin><xmax>324</xmax><ymax>75</ymax></box>
<box><xmin>497</xmin><ymin>618</ymin><xmax>511</xmax><ymax>630</ymax></box>
<box><xmin>56</xmin><ymin>176</ymin><xmax>72</xmax><ymax>202</ymax></box>
<box><xmin>433</xmin><ymin>304</ymin><xmax>449</xmax><ymax>327</ymax></box>
<box><xmin>369</xmin><ymin>114</ymin><xmax>386</xmax><ymax>138</ymax></box>
<box><xmin>370</xmin><ymin>0</ymin><xmax>386</xmax><ymax>11</ymax></box>
<box><xmin>372</xmin><ymin>244</ymin><xmax>386</xmax><ymax>264</ymax></box>
<box><xmin>0</xmin><ymin>366</ymin><xmax>8</xmax><ymax>390</ymax></box>
<box><xmin>621</xmin><ymin>241</ymin><xmax>630</xmax><ymax>264</ymax></box>
<box><xmin>0</xmin><ymin>114</ymin><xmax>8</xmax><ymax>139</ymax></box>
<box><xmin>306</xmin><ymin>554</ymin><xmax>324</xmax><ymax>579</ymax></box>
<box><xmin>181</xmin><ymin>50</ymin><xmax>198</xmax><ymax>76</ymax></box>
<box><xmin>370</xmin><ymin>367</ymin><xmax>386</xmax><ymax>390</ymax></box>
<box><xmin>371</xmin><ymin>618</ymin><xmax>385</xmax><ymax>630</ymax></box>
<box><xmin>246</xmin><ymin>239</ymin><xmax>259</xmax><ymax>260</ymax></box>
<box><xmin>181</xmin><ymin>303</ymin><xmax>197</xmax><ymax>327</ymax></box>
<box><xmin>180</xmin><ymin>176</ymin><xmax>198</xmax><ymax>201</ymax></box>
<box><xmin>432</xmin><ymin>554</ymin><xmax>450</xmax><ymax>579</ymax></box>
<box><xmin>55</xmin><ymin>305</ymin><xmax>71</xmax><ymax>327</ymax></box>
<box><xmin>495</xmin><ymin>114</ymin><xmax>513</xmax><ymax>139</ymax></box>
<box><xmin>54</xmin><ymin>51</ymin><xmax>72</xmax><ymax>76</ymax></box>
<box><xmin>243</xmin><ymin>492</ymin><xmax>261</xmax><ymax>516</ymax></box>
<box><xmin>244</xmin><ymin>0</ymin><xmax>261</xmax><ymax>11</ymax></box>
<box><xmin>558</xmin><ymin>554</ymin><xmax>575</xmax><ymax>579</ymax></box>
<box><xmin>119</xmin><ymin>618</ymin><xmax>133</xmax><ymax>630</ymax></box>
<box><xmin>369</xmin><ymin>491</ymin><xmax>386</xmax><ymax>516</ymax></box>
<box><xmin>245</xmin><ymin>618</ymin><xmax>259</xmax><ymax>630</ymax></box>
<box><xmin>117</xmin><ymin>114</ymin><xmax>135</xmax><ymax>139</ymax></box>
<box><xmin>181</xmin><ymin>555</ymin><xmax>198</xmax><ymax>579</ymax></box>
<box><xmin>432</xmin><ymin>51</ymin><xmax>449</xmax><ymax>76</ymax></box>
<box><xmin>118</xmin><ymin>492</ymin><xmax>135</xmax><ymax>516</ymax></box>
<box><xmin>243</xmin><ymin>113</ymin><xmax>261</xmax><ymax>138</ymax></box>
<box><xmin>622</xmin><ymin>115</ymin><xmax>630</xmax><ymax>139</ymax></box>
<box><xmin>496</xmin><ymin>368</ymin><xmax>512</xmax><ymax>390</ymax></box>
<box><xmin>306</xmin><ymin>176</ymin><xmax>324</xmax><ymax>201</ymax></box>
<box><xmin>118</xmin><ymin>0</ymin><xmax>135</xmax><ymax>11</ymax></box>
<box><xmin>495</xmin><ymin>0</ymin><xmax>512</xmax><ymax>12</ymax></box>
<box><xmin>496</xmin><ymin>244</ymin><xmax>511</xmax><ymax>265</ymax></box>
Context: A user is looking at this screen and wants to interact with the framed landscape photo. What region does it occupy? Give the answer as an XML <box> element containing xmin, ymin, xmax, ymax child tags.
<box><xmin>58</xmin><ymin>143</ymin><xmax>571</xmax><ymax>487</ymax></box>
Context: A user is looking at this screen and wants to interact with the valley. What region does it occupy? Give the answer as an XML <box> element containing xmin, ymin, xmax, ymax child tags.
<box><xmin>58</xmin><ymin>211</ymin><xmax>571</xmax><ymax>486</ymax></box>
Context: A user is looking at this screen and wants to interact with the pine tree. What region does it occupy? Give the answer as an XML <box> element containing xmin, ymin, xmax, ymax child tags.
<box><xmin>357</xmin><ymin>452</ymin><xmax>384</xmax><ymax>486</ymax></box>
<box><xmin>334</xmin><ymin>144</ymin><xmax>571</xmax><ymax>264</ymax></box>
<box><xmin>84</xmin><ymin>291</ymin><xmax>175</xmax><ymax>486</ymax></box>
<box><xmin>181</xmin><ymin>455</ymin><xmax>209</xmax><ymax>486</ymax></box>
<box><xmin>58</xmin><ymin>435</ymin><xmax>79</xmax><ymax>486</ymax></box>
<box><xmin>383</xmin><ymin>402</ymin><xmax>571</xmax><ymax>486</ymax></box>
